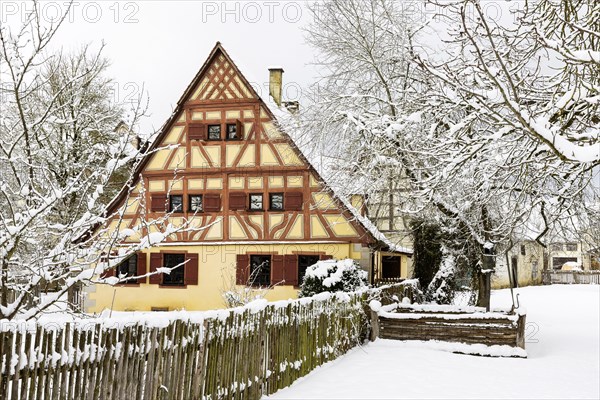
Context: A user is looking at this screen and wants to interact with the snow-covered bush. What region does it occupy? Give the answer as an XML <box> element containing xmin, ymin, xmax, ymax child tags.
<box><xmin>299</xmin><ymin>259</ymin><xmax>368</xmax><ymax>297</ymax></box>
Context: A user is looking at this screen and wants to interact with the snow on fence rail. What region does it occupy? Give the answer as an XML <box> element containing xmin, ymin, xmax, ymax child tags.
<box><xmin>542</xmin><ymin>270</ymin><xmax>600</xmax><ymax>285</ymax></box>
<box><xmin>0</xmin><ymin>290</ymin><xmax>374</xmax><ymax>400</ymax></box>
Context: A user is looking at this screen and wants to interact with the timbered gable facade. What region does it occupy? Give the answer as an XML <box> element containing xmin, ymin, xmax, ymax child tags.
<box><xmin>86</xmin><ymin>43</ymin><xmax>406</xmax><ymax>313</ymax></box>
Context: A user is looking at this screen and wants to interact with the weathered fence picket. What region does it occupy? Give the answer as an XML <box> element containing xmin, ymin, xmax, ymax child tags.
<box><xmin>0</xmin><ymin>292</ymin><xmax>369</xmax><ymax>400</ymax></box>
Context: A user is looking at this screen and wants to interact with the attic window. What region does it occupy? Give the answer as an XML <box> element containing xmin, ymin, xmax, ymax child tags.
<box><xmin>249</xmin><ymin>194</ymin><xmax>263</xmax><ymax>211</ymax></box>
<box><xmin>270</xmin><ymin>193</ymin><xmax>284</xmax><ymax>211</ymax></box>
<box><xmin>226</xmin><ymin>120</ymin><xmax>243</xmax><ymax>140</ymax></box>
<box><xmin>208</xmin><ymin>125</ymin><xmax>221</xmax><ymax>140</ymax></box>
<box><xmin>169</xmin><ymin>195</ymin><xmax>183</xmax><ymax>213</ymax></box>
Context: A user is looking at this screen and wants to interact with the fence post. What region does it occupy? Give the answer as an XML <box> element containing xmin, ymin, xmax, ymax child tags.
<box><xmin>369</xmin><ymin>300</ymin><xmax>381</xmax><ymax>341</ymax></box>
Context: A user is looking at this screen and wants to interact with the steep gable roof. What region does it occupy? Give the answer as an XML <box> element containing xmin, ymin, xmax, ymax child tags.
<box><xmin>101</xmin><ymin>42</ymin><xmax>409</xmax><ymax>253</ymax></box>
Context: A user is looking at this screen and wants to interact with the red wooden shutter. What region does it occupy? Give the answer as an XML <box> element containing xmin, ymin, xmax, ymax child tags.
<box><xmin>285</xmin><ymin>192</ymin><xmax>303</xmax><ymax>211</ymax></box>
<box><xmin>320</xmin><ymin>254</ymin><xmax>333</xmax><ymax>260</ymax></box>
<box><xmin>149</xmin><ymin>253</ymin><xmax>162</xmax><ymax>284</ymax></box>
<box><xmin>229</xmin><ymin>192</ymin><xmax>246</xmax><ymax>210</ymax></box>
<box><xmin>284</xmin><ymin>255</ymin><xmax>298</xmax><ymax>286</ymax></box>
<box><xmin>204</xmin><ymin>194</ymin><xmax>221</xmax><ymax>212</ymax></box>
<box><xmin>271</xmin><ymin>255</ymin><xmax>285</xmax><ymax>285</ymax></box>
<box><xmin>151</xmin><ymin>195</ymin><xmax>167</xmax><ymax>212</ymax></box>
<box><xmin>188</xmin><ymin>123</ymin><xmax>206</xmax><ymax>141</ymax></box>
<box><xmin>236</xmin><ymin>254</ymin><xmax>250</xmax><ymax>285</ymax></box>
<box><xmin>184</xmin><ymin>253</ymin><xmax>199</xmax><ymax>285</ymax></box>
<box><xmin>137</xmin><ymin>252</ymin><xmax>147</xmax><ymax>284</ymax></box>
<box><xmin>235</xmin><ymin>119</ymin><xmax>243</xmax><ymax>139</ymax></box>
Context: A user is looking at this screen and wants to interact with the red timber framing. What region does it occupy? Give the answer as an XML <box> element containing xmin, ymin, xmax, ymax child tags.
<box><xmin>102</xmin><ymin>42</ymin><xmax>378</xmax><ymax>246</ymax></box>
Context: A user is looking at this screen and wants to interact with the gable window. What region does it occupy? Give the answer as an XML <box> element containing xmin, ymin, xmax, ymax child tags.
<box><xmin>270</xmin><ymin>193</ymin><xmax>284</xmax><ymax>211</ymax></box>
<box><xmin>249</xmin><ymin>255</ymin><xmax>271</xmax><ymax>286</ymax></box>
<box><xmin>551</xmin><ymin>243</ymin><xmax>563</xmax><ymax>252</ymax></box>
<box><xmin>116</xmin><ymin>255</ymin><xmax>137</xmax><ymax>283</ymax></box>
<box><xmin>226</xmin><ymin>123</ymin><xmax>238</xmax><ymax>140</ymax></box>
<box><xmin>566</xmin><ymin>243</ymin><xmax>578</xmax><ymax>252</ymax></box>
<box><xmin>189</xmin><ymin>195</ymin><xmax>203</xmax><ymax>212</ymax></box>
<box><xmin>162</xmin><ymin>253</ymin><xmax>185</xmax><ymax>286</ymax></box>
<box><xmin>169</xmin><ymin>195</ymin><xmax>183</xmax><ymax>213</ymax></box>
<box><xmin>249</xmin><ymin>194</ymin><xmax>263</xmax><ymax>211</ymax></box>
<box><xmin>208</xmin><ymin>124</ymin><xmax>221</xmax><ymax>140</ymax></box>
<box><xmin>298</xmin><ymin>255</ymin><xmax>320</xmax><ymax>285</ymax></box>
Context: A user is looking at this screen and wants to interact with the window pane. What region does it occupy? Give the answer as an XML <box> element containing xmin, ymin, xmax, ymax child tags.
<box><xmin>163</xmin><ymin>254</ymin><xmax>185</xmax><ymax>285</ymax></box>
<box><xmin>208</xmin><ymin>125</ymin><xmax>221</xmax><ymax>140</ymax></box>
<box><xmin>170</xmin><ymin>195</ymin><xmax>183</xmax><ymax>213</ymax></box>
<box><xmin>250</xmin><ymin>255</ymin><xmax>271</xmax><ymax>286</ymax></box>
<box><xmin>227</xmin><ymin>124</ymin><xmax>237</xmax><ymax>139</ymax></box>
<box><xmin>117</xmin><ymin>255</ymin><xmax>137</xmax><ymax>283</ymax></box>
<box><xmin>270</xmin><ymin>193</ymin><xmax>283</xmax><ymax>210</ymax></box>
<box><xmin>298</xmin><ymin>255</ymin><xmax>319</xmax><ymax>285</ymax></box>
<box><xmin>250</xmin><ymin>194</ymin><xmax>263</xmax><ymax>210</ymax></box>
<box><xmin>190</xmin><ymin>195</ymin><xmax>203</xmax><ymax>212</ymax></box>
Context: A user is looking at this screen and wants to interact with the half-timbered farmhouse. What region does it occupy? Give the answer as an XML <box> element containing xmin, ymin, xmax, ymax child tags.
<box><xmin>85</xmin><ymin>43</ymin><xmax>411</xmax><ymax>313</ymax></box>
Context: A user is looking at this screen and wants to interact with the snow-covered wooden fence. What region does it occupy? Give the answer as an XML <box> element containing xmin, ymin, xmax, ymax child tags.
<box><xmin>369</xmin><ymin>302</ymin><xmax>527</xmax><ymax>357</ymax></box>
<box><xmin>542</xmin><ymin>270</ymin><xmax>600</xmax><ymax>285</ymax></box>
<box><xmin>0</xmin><ymin>292</ymin><xmax>367</xmax><ymax>400</ymax></box>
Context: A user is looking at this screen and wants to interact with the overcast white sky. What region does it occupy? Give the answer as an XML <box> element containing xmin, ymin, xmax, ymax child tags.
<box><xmin>2</xmin><ymin>1</ymin><xmax>319</xmax><ymax>133</ymax></box>
<box><xmin>1</xmin><ymin>0</ymin><xmax>525</xmax><ymax>134</ymax></box>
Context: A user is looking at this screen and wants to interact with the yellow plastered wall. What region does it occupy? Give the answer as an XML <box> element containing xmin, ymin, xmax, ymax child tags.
<box><xmin>86</xmin><ymin>243</ymin><xmax>357</xmax><ymax>313</ymax></box>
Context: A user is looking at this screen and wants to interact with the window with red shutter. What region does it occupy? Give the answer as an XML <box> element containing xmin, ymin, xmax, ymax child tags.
<box><xmin>137</xmin><ymin>252</ymin><xmax>147</xmax><ymax>284</ymax></box>
<box><xmin>229</xmin><ymin>192</ymin><xmax>247</xmax><ymax>210</ymax></box>
<box><xmin>285</xmin><ymin>192</ymin><xmax>303</xmax><ymax>211</ymax></box>
<box><xmin>271</xmin><ymin>255</ymin><xmax>285</xmax><ymax>285</ymax></box>
<box><xmin>151</xmin><ymin>195</ymin><xmax>167</xmax><ymax>212</ymax></box>
<box><xmin>188</xmin><ymin>123</ymin><xmax>206</xmax><ymax>141</ymax></box>
<box><xmin>149</xmin><ymin>253</ymin><xmax>162</xmax><ymax>284</ymax></box>
<box><xmin>184</xmin><ymin>253</ymin><xmax>199</xmax><ymax>285</ymax></box>
<box><xmin>204</xmin><ymin>194</ymin><xmax>221</xmax><ymax>212</ymax></box>
<box><xmin>284</xmin><ymin>254</ymin><xmax>298</xmax><ymax>286</ymax></box>
<box><xmin>236</xmin><ymin>254</ymin><xmax>250</xmax><ymax>285</ymax></box>
<box><xmin>236</xmin><ymin>119</ymin><xmax>243</xmax><ymax>139</ymax></box>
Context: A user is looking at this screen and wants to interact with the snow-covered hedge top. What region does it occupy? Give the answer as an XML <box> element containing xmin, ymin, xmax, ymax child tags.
<box><xmin>305</xmin><ymin>259</ymin><xmax>368</xmax><ymax>288</ymax></box>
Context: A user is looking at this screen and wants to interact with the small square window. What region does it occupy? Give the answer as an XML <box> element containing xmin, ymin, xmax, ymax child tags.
<box><xmin>226</xmin><ymin>123</ymin><xmax>239</xmax><ymax>140</ymax></box>
<box><xmin>208</xmin><ymin>125</ymin><xmax>221</xmax><ymax>140</ymax></box>
<box><xmin>189</xmin><ymin>195</ymin><xmax>203</xmax><ymax>212</ymax></box>
<box><xmin>249</xmin><ymin>194</ymin><xmax>263</xmax><ymax>210</ymax></box>
<box><xmin>566</xmin><ymin>243</ymin><xmax>578</xmax><ymax>252</ymax></box>
<box><xmin>162</xmin><ymin>253</ymin><xmax>185</xmax><ymax>286</ymax></box>
<box><xmin>270</xmin><ymin>193</ymin><xmax>284</xmax><ymax>211</ymax></box>
<box><xmin>169</xmin><ymin>195</ymin><xmax>183</xmax><ymax>213</ymax></box>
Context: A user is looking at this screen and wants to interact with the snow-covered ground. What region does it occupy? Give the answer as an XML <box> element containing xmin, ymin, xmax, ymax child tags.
<box><xmin>266</xmin><ymin>285</ymin><xmax>600</xmax><ymax>399</ymax></box>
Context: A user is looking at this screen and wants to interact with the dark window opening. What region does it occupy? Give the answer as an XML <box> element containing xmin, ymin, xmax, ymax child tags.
<box><xmin>270</xmin><ymin>193</ymin><xmax>284</xmax><ymax>211</ymax></box>
<box><xmin>169</xmin><ymin>195</ymin><xmax>183</xmax><ymax>213</ymax></box>
<box><xmin>566</xmin><ymin>243</ymin><xmax>578</xmax><ymax>252</ymax></box>
<box><xmin>298</xmin><ymin>255</ymin><xmax>319</xmax><ymax>285</ymax></box>
<box><xmin>189</xmin><ymin>195</ymin><xmax>203</xmax><ymax>212</ymax></box>
<box><xmin>117</xmin><ymin>255</ymin><xmax>137</xmax><ymax>283</ymax></box>
<box><xmin>208</xmin><ymin>124</ymin><xmax>221</xmax><ymax>140</ymax></box>
<box><xmin>226</xmin><ymin>123</ymin><xmax>239</xmax><ymax>140</ymax></box>
<box><xmin>163</xmin><ymin>253</ymin><xmax>185</xmax><ymax>286</ymax></box>
<box><xmin>520</xmin><ymin>245</ymin><xmax>526</xmax><ymax>256</ymax></box>
<box><xmin>249</xmin><ymin>255</ymin><xmax>271</xmax><ymax>286</ymax></box>
<box><xmin>249</xmin><ymin>194</ymin><xmax>263</xmax><ymax>211</ymax></box>
<box><xmin>551</xmin><ymin>243</ymin><xmax>563</xmax><ymax>252</ymax></box>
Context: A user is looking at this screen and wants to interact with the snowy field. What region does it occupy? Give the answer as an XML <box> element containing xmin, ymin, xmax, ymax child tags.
<box><xmin>266</xmin><ymin>285</ymin><xmax>600</xmax><ymax>399</ymax></box>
